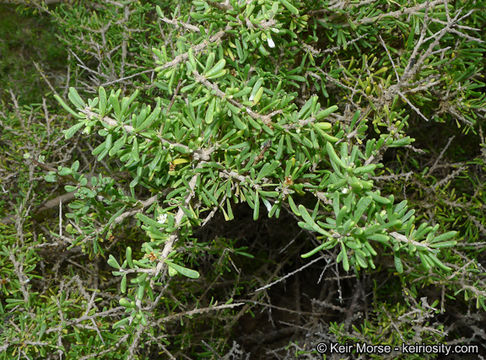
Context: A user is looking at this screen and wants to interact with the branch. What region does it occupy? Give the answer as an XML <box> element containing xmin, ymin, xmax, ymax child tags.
<box><xmin>150</xmin><ymin>163</ymin><xmax>206</xmax><ymax>286</ymax></box>
<box><xmin>156</xmin><ymin>302</ymin><xmax>244</xmax><ymax>325</ymax></box>
<box><xmin>193</xmin><ymin>70</ymin><xmax>281</xmax><ymax>125</ymax></box>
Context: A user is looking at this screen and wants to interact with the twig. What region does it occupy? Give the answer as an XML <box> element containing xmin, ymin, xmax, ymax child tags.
<box><xmin>156</xmin><ymin>302</ymin><xmax>244</xmax><ymax>325</ymax></box>
<box><xmin>252</xmin><ymin>256</ymin><xmax>325</xmax><ymax>294</ymax></box>
<box><xmin>150</xmin><ymin>163</ymin><xmax>206</xmax><ymax>287</ymax></box>
<box><xmin>428</xmin><ymin>136</ymin><xmax>455</xmax><ymax>175</ymax></box>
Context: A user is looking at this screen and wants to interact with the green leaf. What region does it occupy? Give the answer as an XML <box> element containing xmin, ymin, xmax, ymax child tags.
<box><xmin>136</xmin><ymin>213</ymin><xmax>163</xmax><ymax>228</ymax></box>
<box><xmin>68</xmin><ymin>87</ymin><xmax>85</xmax><ymax>108</ymax></box>
<box><xmin>355</xmin><ymin>253</ymin><xmax>368</xmax><ymax>268</ymax></box>
<box><xmin>298</xmin><ymin>205</ymin><xmax>331</xmax><ymax>236</ymax></box>
<box><xmin>205</xmin><ymin>98</ymin><xmax>216</xmax><ymax>124</ymax></box>
<box><xmin>426</xmin><ymin>253</ymin><xmax>452</xmax><ymax>271</ymax></box>
<box><xmin>226</xmin><ymin>198</ymin><xmax>234</xmax><ymax>220</ymax></box>
<box><xmin>188</xmin><ymin>48</ymin><xmax>197</xmax><ymax>70</ymax></box>
<box><xmin>336</xmin><ymin>205</ymin><xmax>348</xmax><ymax>227</ymax></box>
<box><xmin>298</xmin><ymin>96</ymin><xmax>315</xmax><ymax>119</ymax></box>
<box><xmin>249</xmin><ymin>78</ymin><xmax>263</xmax><ymax>101</ymax></box>
<box><xmin>92</xmin><ymin>141</ymin><xmax>106</xmax><ymax>156</ymax></box>
<box><xmin>301</xmin><ymin>239</ymin><xmax>335</xmax><ymax>258</ymax></box>
<box><xmin>165</xmin><ymin>260</ymin><xmax>200</xmax><ymax>279</ymax></box>
<box><xmin>137</xmin><ymin>104</ymin><xmax>161</xmax><ymax>131</ymax></box>
<box><xmin>119</xmin><ymin>298</ymin><xmax>132</xmax><ymax>308</ymax></box>
<box><xmin>389</xmin><ymin>137</ymin><xmax>413</xmax><ymax>147</ymax></box>
<box><xmin>131</xmin><ymin>137</ymin><xmax>140</xmax><ymax>162</ymax></box>
<box><xmin>287</xmin><ymin>196</ymin><xmax>300</xmax><ymax>216</ymax></box>
<box><xmin>120</xmin><ymin>275</ymin><xmax>127</xmax><ymax>293</ymax></box>
<box><xmin>341</xmin><ymin>242</ymin><xmax>349</xmax><ymax>271</ymax></box>
<box><xmin>71</xmin><ymin>160</ymin><xmax>79</xmax><ymax>172</ymax></box>
<box><xmin>367</xmin><ymin>233</ymin><xmax>389</xmax><ymax>243</ymax></box>
<box><xmin>394</xmin><ymin>253</ymin><xmax>404</xmax><ymax>273</ymax></box>
<box><xmin>353</xmin><ymin>164</ymin><xmax>377</xmax><ymax>175</ymax></box>
<box><xmin>353</xmin><ymin>196</ymin><xmax>372</xmax><ymax>222</ymax></box>
<box><xmin>367</xmin><ymin>191</ymin><xmax>391</xmax><ymax>205</ymax></box>
<box><xmin>137</xmin><ymin>284</ymin><xmax>145</xmax><ymax>300</ymax></box>
<box><xmin>281</xmin><ymin>0</ymin><xmax>299</xmax><ymax>15</ymax></box>
<box><xmin>315</xmin><ymin>122</ymin><xmax>332</xmax><ymax>131</ymax></box>
<box><xmin>126</xmin><ymin>247</ymin><xmax>133</xmax><ymax>268</ymax></box>
<box><xmin>156</xmin><ymin>5</ymin><xmax>163</xmax><ymax>18</ymax></box>
<box><xmin>316</xmin><ymin>105</ymin><xmax>338</xmax><ymax>120</ymax></box>
<box><xmin>429</xmin><ymin>240</ymin><xmax>457</xmax><ymax>249</ymax></box>
<box><xmin>64</xmin><ymin>122</ymin><xmax>84</xmax><ymax>140</ymax></box>
<box><xmin>298</xmin><ymin>204</ymin><xmax>314</xmax><ymax>225</ymax></box>
<box><xmin>430</xmin><ymin>231</ymin><xmax>457</xmax><ymax>243</ymax></box>
<box><xmin>256</xmin><ymin>161</ymin><xmax>279</xmax><ymax>182</ymax></box>
<box><xmin>112</xmin><ymin>317</ymin><xmax>130</xmax><ymax>329</ymax></box>
<box><xmin>252</xmin><ymin>86</ymin><xmax>264</xmax><ymax>105</ymax></box>
<box><xmin>205</xmin><ymin>59</ymin><xmax>226</xmax><ymax>78</ymax></box>
<box><xmin>107</xmin><ymin>255</ymin><xmax>121</xmax><ymax>269</ymax></box>
<box><xmin>44</xmin><ymin>172</ymin><xmax>57</xmax><ymax>183</ymax></box>
<box><xmin>99</xmin><ymin>86</ymin><xmax>107</xmax><ymax>115</ymax></box>
<box><xmin>253</xmin><ymin>190</ymin><xmax>260</xmax><ymax>220</ymax></box>
<box><xmin>204</xmin><ymin>52</ymin><xmax>215</xmax><ymax>73</ymax></box>
<box><xmin>109</xmin><ymin>134</ymin><xmax>127</xmax><ymax>156</ymax></box>
<box><xmin>326</xmin><ymin>142</ymin><xmax>347</xmax><ymax>170</ymax></box>
<box><xmin>109</xmin><ymin>91</ymin><xmax>121</xmax><ymax>115</ymax></box>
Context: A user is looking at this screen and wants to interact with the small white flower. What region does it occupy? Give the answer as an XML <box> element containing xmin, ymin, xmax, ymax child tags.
<box><xmin>342</xmin><ymin>187</ymin><xmax>349</xmax><ymax>194</ymax></box>
<box><xmin>157</xmin><ymin>213</ymin><xmax>167</xmax><ymax>224</ymax></box>
<box><xmin>267</xmin><ymin>37</ymin><xmax>275</xmax><ymax>48</ymax></box>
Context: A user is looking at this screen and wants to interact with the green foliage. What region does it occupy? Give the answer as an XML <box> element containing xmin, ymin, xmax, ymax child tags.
<box><xmin>0</xmin><ymin>4</ymin><xmax>65</xmax><ymax>104</ymax></box>
<box><xmin>329</xmin><ymin>298</ymin><xmax>446</xmax><ymax>360</ymax></box>
<box><xmin>1</xmin><ymin>0</ymin><xmax>485</xmax><ymax>358</ymax></box>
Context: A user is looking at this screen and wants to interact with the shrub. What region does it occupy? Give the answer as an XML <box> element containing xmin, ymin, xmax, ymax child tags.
<box><xmin>1</xmin><ymin>0</ymin><xmax>485</xmax><ymax>358</ymax></box>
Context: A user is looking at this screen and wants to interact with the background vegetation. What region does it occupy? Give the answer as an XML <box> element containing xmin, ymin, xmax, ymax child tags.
<box><xmin>0</xmin><ymin>0</ymin><xmax>485</xmax><ymax>359</ymax></box>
